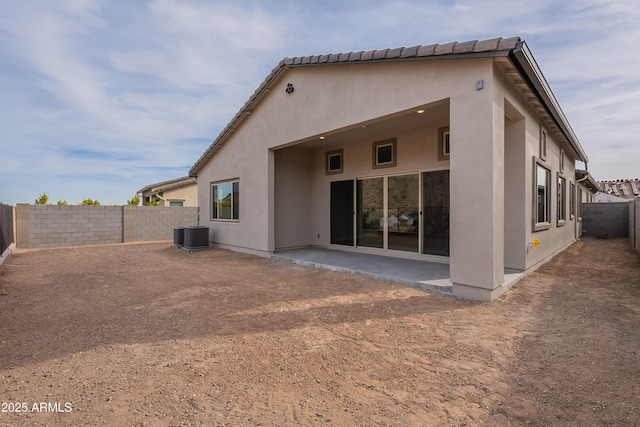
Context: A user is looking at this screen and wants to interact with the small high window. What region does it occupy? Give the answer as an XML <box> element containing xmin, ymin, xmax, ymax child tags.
<box><xmin>372</xmin><ymin>138</ymin><xmax>397</xmax><ymax>169</ymax></box>
<box><xmin>540</xmin><ymin>127</ymin><xmax>547</xmax><ymax>161</ymax></box>
<box><xmin>438</xmin><ymin>126</ymin><xmax>450</xmax><ymax>161</ymax></box>
<box><xmin>325</xmin><ymin>149</ymin><xmax>343</xmax><ymax>175</ymax></box>
<box><xmin>212</xmin><ymin>180</ymin><xmax>239</xmax><ymax>220</ymax></box>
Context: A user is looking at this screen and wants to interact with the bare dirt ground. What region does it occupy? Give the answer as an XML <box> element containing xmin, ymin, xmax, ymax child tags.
<box><xmin>0</xmin><ymin>238</ymin><xmax>638</xmax><ymax>426</ymax></box>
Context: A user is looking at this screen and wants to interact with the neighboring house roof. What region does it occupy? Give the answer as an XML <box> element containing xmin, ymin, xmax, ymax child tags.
<box><xmin>137</xmin><ymin>176</ymin><xmax>197</xmax><ymax>197</ymax></box>
<box><xmin>189</xmin><ymin>36</ymin><xmax>589</xmax><ymax>177</ymax></box>
<box><xmin>576</xmin><ymin>170</ymin><xmax>602</xmax><ymax>194</ymax></box>
<box><xmin>597</xmin><ymin>179</ymin><xmax>640</xmax><ymax>200</ymax></box>
<box><xmin>594</xmin><ymin>193</ymin><xmax>632</xmax><ymax>203</ymax></box>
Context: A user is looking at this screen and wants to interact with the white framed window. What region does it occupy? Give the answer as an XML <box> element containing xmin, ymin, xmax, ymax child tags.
<box><xmin>557</xmin><ymin>174</ymin><xmax>566</xmax><ymax>226</ymax></box>
<box><xmin>533</xmin><ymin>158</ymin><xmax>551</xmax><ymax>231</ymax></box>
<box><xmin>326</xmin><ymin>149</ymin><xmax>343</xmax><ymax>175</ymax></box>
<box><xmin>372</xmin><ymin>138</ymin><xmax>397</xmax><ymax>169</ymax></box>
<box><xmin>211</xmin><ymin>179</ymin><xmax>239</xmax><ymax>221</ymax></box>
<box><xmin>438</xmin><ymin>126</ymin><xmax>450</xmax><ymax>160</ymax></box>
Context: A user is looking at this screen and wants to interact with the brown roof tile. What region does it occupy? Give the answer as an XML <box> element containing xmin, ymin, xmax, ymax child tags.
<box><xmin>416</xmin><ymin>44</ymin><xmax>436</xmax><ymax>57</ymax></box>
<box><xmin>360</xmin><ymin>50</ymin><xmax>375</xmax><ymax>61</ymax></box>
<box><xmin>386</xmin><ymin>47</ymin><xmax>403</xmax><ymax>58</ymax></box>
<box><xmin>498</xmin><ymin>36</ymin><xmax>521</xmax><ymax>50</ymax></box>
<box><xmin>400</xmin><ymin>45</ymin><xmax>420</xmax><ymax>58</ymax></box>
<box><xmin>474</xmin><ymin>37</ymin><xmax>502</xmax><ymax>52</ymax></box>
<box><xmin>453</xmin><ymin>40</ymin><xmax>478</xmax><ymax>54</ymax></box>
<box><xmin>434</xmin><ymin>42</ymin><xmax>457</xmax><ymax>55</ymax></box>
<box><xmin>373</xmin><ymin>49</ymin><xmax>389</xmax><ymax>60</ymax></box>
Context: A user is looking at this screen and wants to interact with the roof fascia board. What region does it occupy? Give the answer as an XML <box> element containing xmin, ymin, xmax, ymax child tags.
<box><xmin>509</xmin><ymin>42</ymin><xmax>588</xmax><ymax>163</ymax></box>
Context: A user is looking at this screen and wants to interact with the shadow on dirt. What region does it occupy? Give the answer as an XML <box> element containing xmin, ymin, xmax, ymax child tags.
<box><xmin>0</xmin><ymin>243</ymin><xmax>469</xmax><ymax>369</ymax></box>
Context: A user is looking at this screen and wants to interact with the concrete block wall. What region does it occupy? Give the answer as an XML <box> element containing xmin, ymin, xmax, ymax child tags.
<box><xmin>581</xmin><ymin>203</ymin><xmax>630</xmax><ymax>238</ymax></box>
<box><xmin>16</xmin><ymin>204</ymin><xmax>122</xmax><ymax>248</ymax></box>
<box><xmin>16</xmin><ymin>204</ymin><xmax>198</xmax><ymax>249</ymax></box>
<box><xmin>123</xmin><ymin>206</ymin><xmax>198</xmax><ymax>242</ymax></box>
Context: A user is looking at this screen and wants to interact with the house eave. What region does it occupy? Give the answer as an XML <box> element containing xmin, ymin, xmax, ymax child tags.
<box><xmin>137</xmin><ymin>176</ymin><xmax>197</xmax><ymax>196</ymax></box>
<box><xmin>576</xmin><ymin>169</ymin><xmax>601</xmax><ymax>193</ymax></box>
<box><xmin>509</xmin><ymin>42</ymin><xmax>588</xmax><ymax>164</ymax></box>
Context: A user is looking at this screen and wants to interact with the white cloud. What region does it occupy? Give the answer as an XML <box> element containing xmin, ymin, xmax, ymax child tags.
<box><xmin>0</xmin><ymin>0</ymin><xmax>638</xmax><ymax>203</ymax></box>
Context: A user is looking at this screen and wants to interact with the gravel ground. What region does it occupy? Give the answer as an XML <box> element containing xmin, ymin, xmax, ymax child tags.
<box><xmin>0</xmin><ymin>237</ymin><xmax>638</xmax><ymax>426</ymax></box>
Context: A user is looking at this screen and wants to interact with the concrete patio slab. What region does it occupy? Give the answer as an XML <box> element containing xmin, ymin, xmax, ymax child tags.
<box><xmin>272</xmin><ymin>247</ymin><xmax>453</xmax><ymax>295</ymax></box>
<box><xmin>273</xmin><ymin>247</ymin><xmax>525</xmax><ymax>297</ymax></box>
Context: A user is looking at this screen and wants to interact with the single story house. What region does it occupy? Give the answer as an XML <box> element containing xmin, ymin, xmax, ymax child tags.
<box><xmin>137</xmin><ymin>176</ymin><xmax>197</xmax><ymax>207</ymax></box>
<box><xmin>189</xmin><ymin>36</ymin><xmax>598</xmax><ymax>301</ymax></box>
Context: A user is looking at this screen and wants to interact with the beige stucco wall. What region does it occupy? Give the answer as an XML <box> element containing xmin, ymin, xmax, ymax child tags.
<box><xmin>493</xmin><ymin>65</ymin><xmax>578</xmax><ymax>274</ymax></box>
<box><xmin>198</xmin><ymin>59</ymin><xmax>490</xmax><ymax>256</ymax></box>
<box><xmin>274</xmin><ymin>146</ymin><xmax>312</xmax><ymax>249</ymax></box>
<box><xmin>161</xmin><ymin>184</ymin><xmax>198</xmax><ymax>207</ymax></box>
<box><xmin>197</xmin><ymin>57</ymin><xmax>582</xmax><ymax>299</ymax></box>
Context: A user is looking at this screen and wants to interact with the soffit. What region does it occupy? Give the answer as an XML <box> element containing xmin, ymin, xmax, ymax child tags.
<box><xmin>495</xmin><ymin>57</ymin><xmax>582</xmax><ymax>162</ymax></box>
<box><xmin>286</xmin><ymin>100</ymin><xmax>450</xmax><ymax>151</ymax></box>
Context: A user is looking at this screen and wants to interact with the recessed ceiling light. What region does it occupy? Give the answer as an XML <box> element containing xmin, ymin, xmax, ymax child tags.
<box><xmin>417</xmin><ymin>109</ymin><xmax>425</xmax><ymax>114</ymax></box>
<box><xmin>319</xmin><ymin>136</ymin><xmax>325</xmax><ymax>140</ymax></box>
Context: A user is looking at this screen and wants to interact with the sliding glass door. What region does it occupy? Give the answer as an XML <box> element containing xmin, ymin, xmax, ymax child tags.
<box><xmin>330</xmin><ymin>171</ymin><xmax>448</xmax><ymax>256</ymax></box>
<box><xmin>356</xmin><ymin>177</ymin><xmax>384</xmax><ymax>248</ymax></box>
<box><xmin>422</xmin><ymin>170</ymin><xmax>450</xmax><ymax>256</ymax></box>
<box><xmin>330</xmin><ymin>180</ymin><xmax>354</xmax><ymax>246</ymax></box>
<box><xmin>388</xmin><ymin>174</ymin><xmax>419</xmax><ymax>252</ymax></box>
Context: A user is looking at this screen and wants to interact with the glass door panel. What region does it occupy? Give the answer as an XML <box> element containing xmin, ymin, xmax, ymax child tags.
<box><xmin>388</xmin><ymin>174</ymin><xmax>419</xmax><ymax>252</ymax></box>
<box><xmin>356</xmin><ymin>177</ymin><xmax>384</xmax><ymax>248</ymax></box>
<box><xmin>330</xmin><ymin>180</ymin><xmax>354</xmax><ymax>246</ymax></box>
<box><xmin>422</xmin><ymin>170</ymin><xmax>450</xmax><ymax>256</ymax></box>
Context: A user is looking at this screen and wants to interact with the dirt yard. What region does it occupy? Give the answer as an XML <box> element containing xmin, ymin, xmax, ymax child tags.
<box><xmin>0</xmin><ymin>238</ymin><xmax>638</xmax><ymax>426</ymax></box>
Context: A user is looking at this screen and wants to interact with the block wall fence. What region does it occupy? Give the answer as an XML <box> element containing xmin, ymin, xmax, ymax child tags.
<box><xmin>581</xmin><ymin>203</ymin><xmax>630</xmax><ymax>239</ymax></box>
<box><xmin>15</xmin><ymin>204</ymin><xmax>198</xmax><ymax>249</ymax></box>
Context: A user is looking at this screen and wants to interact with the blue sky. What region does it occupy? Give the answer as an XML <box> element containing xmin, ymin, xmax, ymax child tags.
<box><xmin>1</xmin><ymin>0</ymin><xmax>638</xmax><ymax>205</ymax></box>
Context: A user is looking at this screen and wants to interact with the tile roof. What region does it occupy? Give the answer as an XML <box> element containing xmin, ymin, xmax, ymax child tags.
<box><xmin>282</xmin><ymin>37</ymin><xmax>521</xmax><ymax>66</ymax></box>
<box><xmin>137</xmin><ymin>176</ymin><xmax>197</xmax><ymax>195</ymax></box>
<box><xmin>597</xmin><ymin>179</ymin><xmax>640</xmax><ymax>199</ymax></box>
<box><xmin>189</xmin><ymin>36</ymin><xmax>587</xmax><ymax>176</ymax></box>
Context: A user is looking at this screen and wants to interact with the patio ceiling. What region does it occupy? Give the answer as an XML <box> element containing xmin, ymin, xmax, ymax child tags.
<box><xmin>281</xmin><ymin>99</ymin><xmax>450</xmax><ymax>151</ymax></box>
